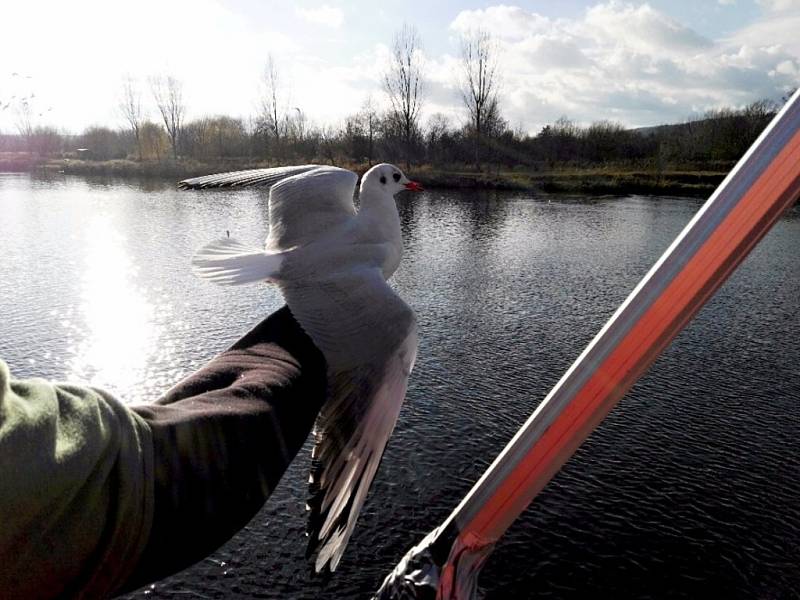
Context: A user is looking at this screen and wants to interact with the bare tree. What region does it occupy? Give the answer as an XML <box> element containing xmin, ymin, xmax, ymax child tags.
<box><xmin>119</xmin><ymin>76</ymin><xmax>144</xmax><ymax>160</ymax></box>
<box><xmin>343</xmin><ymin>113</ymin><xmax>364</xmax><ymax>162</ymax></box>
<box><xmin>319</xmin><ymin>124</ymin><xmax>339</xmax><ymax>165</ymax></box>
<box><xmin>426</xmin><ymin>112</ymin><xmax>451</xmax><ymax>164</ymax></box>
<box><xmin>260</xmin><ymin>55</ymin><xmax>286</xmax><ymax>146</ymax></box>
<box><xmin>459</xmin><ymin>29</ymin><xmax>500</xmax><ymax>170</ymax></box>
<box><xmin>361</xmin><ymin>95</ymin><xmax>378</xmax><ymax>166</ymax></box>
<box><xmin>291</xmin><ymin>107</ymin><xmax>306</xmax><ymax>142</ymax></box>
<box><xmin>140</xmin><ymin>120</ymin><xmax>168</xmax><ymax>161</ymax></box>
<box><xmin>14</xmin><ymin>98</ymin><xmax>35</xmax><ymax>143</ymax></box>
<box><xmin>150</xmin><ymin>75</ymin><xmax>185</xmax><ymax>160</ymax></box>
<box><xmin>383</xmin><ymin>24</ymin><xmax>425</xmax><ymax>170</ymax></box>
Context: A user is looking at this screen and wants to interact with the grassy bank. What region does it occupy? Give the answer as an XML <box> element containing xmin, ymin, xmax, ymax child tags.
<box><xmin>411</xmin><ymin>166</ymin><xmax>727</xmax><ymax>196</ymax></box>
<box><xmin>19</xmin><ymin>157</ymin><xmax>728</xmax><ymax>197</ymax></box>
<box><xmin>37</xmin><ymin>158</ymin><xmax>245</xmax><ymax>180</ymax></box>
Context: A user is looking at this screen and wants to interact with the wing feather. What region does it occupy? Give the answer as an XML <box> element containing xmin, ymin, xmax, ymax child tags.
<box><xmin>178</xmin><ymin>164</ymin><xmax>320</xmax><ymax>189</ymax></box>
<box><xmin>181</xmin><ymin>163</ymin><xmax>360</xmax><ymax>255</ymax></box>
<box><xmin>191</xmin><ymin>238</ymin><xmax>284</xmax><ymax>285</ymax></box>
<box><xmin>267</xmin><ymin>167</ymin><xmax>358</xmax><ymax>252</ymax></box>
<box><xmin>281</xmin><ymin>269</ymin><xmax>417</xmax><ymax>572</ymax></box>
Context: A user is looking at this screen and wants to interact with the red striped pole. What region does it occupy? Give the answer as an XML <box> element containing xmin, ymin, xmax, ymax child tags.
<box><xmin>374</xmin><ymin>89</ymin><xmax>800</xmax><ymax>600</ymax></box>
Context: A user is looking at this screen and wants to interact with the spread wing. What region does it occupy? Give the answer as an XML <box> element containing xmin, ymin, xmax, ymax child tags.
<box><xmin>266</xmin><ymin>167</ymin><xmax>357</xmax><ymax>252</ymax></box>
<box><xmin>179</xmin><ymin>164</ymin><xmax>358</xmax><ymax>254</ymax></box>
<box><xmin>177</xmin><ymin>164</ymin><xmax>321</xmax><ymax>189</ymax></box>
<box><xmin>281</xmin><ymin>268</ymin><xmax>417</xmax><ymax>572</ymax></box>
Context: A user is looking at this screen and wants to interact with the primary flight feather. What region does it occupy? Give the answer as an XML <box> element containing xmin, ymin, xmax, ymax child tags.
<box><xmin>181</xmin><ymin>163</ymin><xmax>422</xmax><ymax>572</ymax></box>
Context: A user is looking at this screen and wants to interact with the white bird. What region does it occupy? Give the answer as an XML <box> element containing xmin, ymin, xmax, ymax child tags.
<box><xmin>181</xmin><ymin>163</ymin><xmax>423</xmax><ymax>572</ymax></box>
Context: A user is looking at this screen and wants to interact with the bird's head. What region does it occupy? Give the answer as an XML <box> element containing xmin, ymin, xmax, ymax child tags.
<box><xmin>361</xmin><ymin>163</ymin><xmax>423</xmax><ymax>197</ymax></box>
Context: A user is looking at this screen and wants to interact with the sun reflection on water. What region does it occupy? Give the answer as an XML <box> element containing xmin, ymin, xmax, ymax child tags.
<box><xmin>67</xmin><ymin>215</ymin><xmax>162</xmax><ymax>403</ymax></box>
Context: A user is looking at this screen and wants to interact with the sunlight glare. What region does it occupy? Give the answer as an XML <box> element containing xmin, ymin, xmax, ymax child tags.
<box><xmin>67</xmin><ymin>215</ymin><xmax>157</xmax><ymax>400</ymax></box>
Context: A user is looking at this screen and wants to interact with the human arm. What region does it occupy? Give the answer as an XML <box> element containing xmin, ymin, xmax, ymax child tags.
<box><xmin>122</xmin><ymin>306</ymin><xmax>326</xmax><ymax>592</ymax></box>
<box><xmin>0</xmin><ymin>306</ymin><xmax>326</xmax><ymax>599</ymax></box>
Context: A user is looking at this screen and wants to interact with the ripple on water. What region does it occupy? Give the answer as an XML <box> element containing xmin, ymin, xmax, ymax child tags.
<box><xmin>2</xmin><ymin>176</ymin><xmax>800</xmax><ymax>598</ymax></box>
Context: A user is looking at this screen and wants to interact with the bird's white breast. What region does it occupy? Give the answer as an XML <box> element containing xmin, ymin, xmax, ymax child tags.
<box><xmin>355</xmin><ymin>196</ymin><xmax>403</xmax><ymax>279</ymax></box>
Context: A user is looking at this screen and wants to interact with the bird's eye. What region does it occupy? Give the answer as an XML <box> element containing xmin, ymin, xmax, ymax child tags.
<box><xmin>392</xmin><ymin>173</ymin><xmax>401</xmax><ymax>182</ymax></box>
<box><xmin>380</xmin><ymin>175</ymin><xmax>387</xmax><ymax>184</ymax></box>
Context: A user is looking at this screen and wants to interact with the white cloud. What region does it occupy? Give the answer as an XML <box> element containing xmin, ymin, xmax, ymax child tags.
<box><xmin>518</xmin><ymin>35</ymin><xmax>592</xmax><ymax>70</ymax></box>
<box><xmin>2</xmin><ymin>1</ymin><xmax>798</xmax><ymax>136</ymax></box>
<box><xmin>296</xmin><ymin>5</ymin><xmax>345</xmax><ymax>28</ymax></box>
<box><xmin>718</xmin><ymin>0</ymin><xmax>736</xmax><ymax>5</ymax></box>
<box><xmin>757</xmin><ymin>0</ymin><xmax>800</xmax><ymax>11</ymax></box>
<box><xmin>581</xmin><ymin>2</ymin><xmax>712</xmax><ymax>55</ymax></box>
<box><xmin>723</xmin><ymin>8</ymin><xmax>800</xmax><ymax>66</ymax></box>
<box><xmin>450</xmin><ymin>5</ymin><xmax>552</xmax><ymax>40</ymax></box>
<box><xmin>448</xmin><ymin>2</ymin><xmax>800</xmax><ymax>133</ymax></box>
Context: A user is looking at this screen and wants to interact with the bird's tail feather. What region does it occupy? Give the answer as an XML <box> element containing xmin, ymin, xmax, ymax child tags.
<box><xmin>192</xmin><ymin>237</ymin><xmax>283</xmax><ymax>285</ymax></box>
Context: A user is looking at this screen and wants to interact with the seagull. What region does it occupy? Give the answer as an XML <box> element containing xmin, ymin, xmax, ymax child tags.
<box><xmin>180</xmin><ymin>163</ymin><xmax>423</xmax><ymax>572</ymax></box>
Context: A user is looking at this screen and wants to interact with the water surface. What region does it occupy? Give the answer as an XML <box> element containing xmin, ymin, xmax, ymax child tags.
<box><xmin>1</xmin><ymin>174</ymin><xmax>799</xmax><ymax>598</ymax></box>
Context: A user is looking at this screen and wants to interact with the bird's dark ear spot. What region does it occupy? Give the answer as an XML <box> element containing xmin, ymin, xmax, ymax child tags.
<box><xmin>380</xmin><ymin>175</ymin><xmax>386</xmax><ymax>184</ymax></box>
<box><xmin>393</xmin><ymin>172</ymin><xmax>401</xmax><ymax>182</ymax></box>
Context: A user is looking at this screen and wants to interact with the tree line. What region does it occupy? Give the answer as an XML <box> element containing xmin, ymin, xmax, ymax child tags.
<box><xmin>1</xmin><ymin>25</ymin><xmax>794</xmax><ymax>173</ymax></box>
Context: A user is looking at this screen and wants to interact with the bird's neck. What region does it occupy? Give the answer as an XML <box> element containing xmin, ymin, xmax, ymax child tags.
<box><xmin>357</xmin><ymin>188</ymin><xmax>401</xmax><ymax>244</ymax></box>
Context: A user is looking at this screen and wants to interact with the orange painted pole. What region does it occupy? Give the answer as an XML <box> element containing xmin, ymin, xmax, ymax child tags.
<box><xmin>374</xmin><ymin>89</ymin><xmax>800</xmax><ymax>600</ymax></box>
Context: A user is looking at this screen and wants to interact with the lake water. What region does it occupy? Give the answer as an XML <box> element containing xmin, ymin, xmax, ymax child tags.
<box><xmin>2</xmin><ymin>173</ymin><xmax>799</xmax><ymax>599</ymax></box>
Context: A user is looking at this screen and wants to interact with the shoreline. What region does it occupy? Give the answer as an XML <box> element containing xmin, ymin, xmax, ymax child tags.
<box><xmin>2</xmin><ymin>157</ymin><xmax>728</xmax><ymax>197</ymax></box>
<box><xmin>410</xmin><ymin>167</ymin><xmax>725</xmax><ymax>197</ymax></box>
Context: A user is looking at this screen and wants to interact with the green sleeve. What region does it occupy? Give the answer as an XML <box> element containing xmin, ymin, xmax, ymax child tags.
<box><xmin>0</xmin><ymin>360</ymin><xmax>154</xmax><ymax>599</ymax></box>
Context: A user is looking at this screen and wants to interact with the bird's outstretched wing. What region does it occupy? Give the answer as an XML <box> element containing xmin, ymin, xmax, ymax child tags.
<box><xmin>178</xmin><ymin>164</ymin><xmax>321</xmax><ymax>189</ymax></box>
<box><xmin>181</xmin><ymin>165</ymin><xmax>358</xmax><ymax>254</ymax></box>
<box><xmin>281</xmin><ymin>268</ymin><xmax>417</xmax><ymax>573</ymax></box>
<box><xmin>266</xmin><ymin>167</ymin><xmax>357</xmax><ymax>252</ymax></box>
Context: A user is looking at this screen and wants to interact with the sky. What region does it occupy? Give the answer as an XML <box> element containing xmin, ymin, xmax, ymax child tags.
<box><xmin>1</xmin><ymin>0</ymin><xmax>799</xmax><ymax>135</ymax></box>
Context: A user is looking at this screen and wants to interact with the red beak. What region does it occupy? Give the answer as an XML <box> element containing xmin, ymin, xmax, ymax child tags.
<box><xmin>404</xmin><ymin>181</ymin><xmax>424</xmax><ymax>192</ymax></box>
